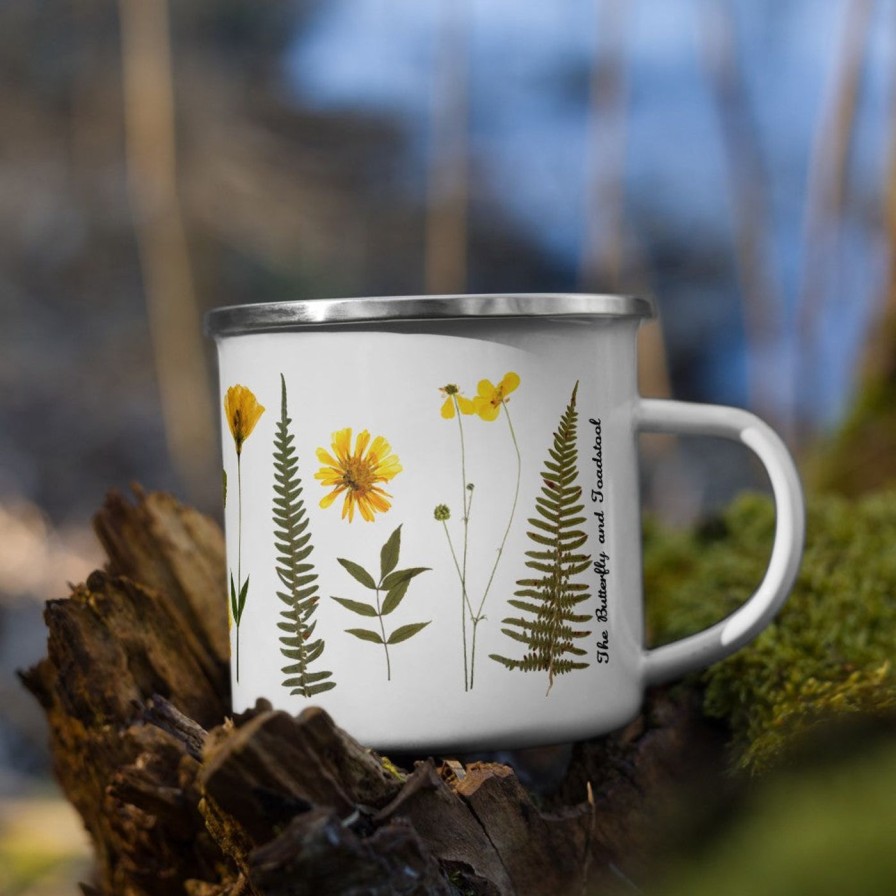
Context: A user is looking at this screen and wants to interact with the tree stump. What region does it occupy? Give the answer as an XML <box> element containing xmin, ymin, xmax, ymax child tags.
<box><xmin>20</xmin><ymin>487</ymin><xmax>725</xmax><ymax>895</ymax></box>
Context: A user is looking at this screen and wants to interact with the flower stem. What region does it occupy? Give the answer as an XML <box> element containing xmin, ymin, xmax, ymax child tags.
<box><xmin>442</xmin><ymin>521</ymin><xmax>471</xmax><ymax>689</ymax></box>
<box><xmin>441</xmin><ymin>526</ymin><xmax>475</xmax><ymax>618</ymax></box>
<box><xmin>470</xmin><ymin>403</ymin><xmax>521</xmax><ymax>689</ymax></box>
<box><xmin>236</xmin><ymin>454</ymin><xmax>243</xmax><ymax>682</ymax></box>
<box><xmin>454</xmin><ymin>395</ymin><xmax>471</xmax><ymax>691</ymax></box>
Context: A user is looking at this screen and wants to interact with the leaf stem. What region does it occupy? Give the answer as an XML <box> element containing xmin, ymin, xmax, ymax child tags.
<box><xmin>375</xmin><ymin>585</ymin><xmax>392</xmax><ymax>681</ymax></box>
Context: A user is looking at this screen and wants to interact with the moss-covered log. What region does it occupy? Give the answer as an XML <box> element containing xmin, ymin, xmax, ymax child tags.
<box><xmin>20</xmin><ymin>485</ymin><xmax>896</xmax><ymax>893</ymax></box>
<box><xmin>644</xmin><ymin>490</ymin><xmax>896</xmax><ymax>773</ymax></box>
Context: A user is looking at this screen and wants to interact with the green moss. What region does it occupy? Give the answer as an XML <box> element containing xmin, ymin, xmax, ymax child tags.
<box><xmin>377</xmin><ymin>754</ymin><xmax>407</xmax><ymax>781</ymax></box>
<box><xmin>644</xmin><ymin>491</ymin><xmax>896</xmax><ymax>774</ymax></box>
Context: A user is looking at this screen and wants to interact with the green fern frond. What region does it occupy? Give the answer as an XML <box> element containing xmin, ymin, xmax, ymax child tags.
<box><xmin>490</xmin><ymin>382</ymin><xmax>592</xmax><ymax>693</ymax></box>
<box><xmin>273</xmin><ymin>374</ymin><xmax>334</xmax><ymax>697</ymax></box>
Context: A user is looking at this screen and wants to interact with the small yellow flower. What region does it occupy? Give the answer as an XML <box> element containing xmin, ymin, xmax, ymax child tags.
<box><xmin>439</xmin><ymin>384</ymin><xmax>475</xmax><ymax>419</ymax></box>
<box><xmin>315</xmin><ymin>428</ymin><xmax>402</xmax><ymax>522</ymax></box>
<box><xmin>224</xmin><ymin>385</ymin><xmax>265</xmax><ymax>455</ymax></box>
<box><xmin>472</xmin><ymin>372</ymin><xmax>520</xmax><ymax>421</ymax></box>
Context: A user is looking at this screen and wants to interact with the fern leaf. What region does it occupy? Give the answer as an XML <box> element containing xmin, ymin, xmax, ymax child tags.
<box><xmin>491</xmin><ymin>382</ymin><xmax>593</xmax><ymax>693</ymax></box>
<box><xmin>273</xmin><ymin>374</ymin><xmax>335</xmax><ymax>697</ymax></box>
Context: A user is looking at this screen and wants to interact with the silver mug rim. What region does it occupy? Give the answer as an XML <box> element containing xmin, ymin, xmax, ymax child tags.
<box><xmin>204</xmin><ymin>293</ymin><xmax>655</xmax><ymax>338</ymax></box>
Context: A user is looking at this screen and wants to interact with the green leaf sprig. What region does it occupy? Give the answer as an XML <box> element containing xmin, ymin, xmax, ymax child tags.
<box><xmin>332</xmin><ymin>525</ymin><xmax>430</xmax><ymax>680</ymax></box>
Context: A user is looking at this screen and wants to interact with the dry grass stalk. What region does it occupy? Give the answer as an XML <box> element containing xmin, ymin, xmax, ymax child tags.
<box><xmin>579</xmin><ymin>0</ymin><xmax>630</xmax><ymax>292</ymax></box>
<box><xmin>118</xmin><ymin>0</ymin><xmax>216</xmax><ymax>505</ymax></box>
<box><xmin>425</xmin><ymin>0</ymin><xmax>469</xmax><ymax>294</ymax></box>
<box><xmin>699</xmin><ymin>0</ymin><xmax>782</xmax><ymax>424</ymax></box>
<box><xmin>794</xmin><ymin>0</ymin><xmax>875</xmax><ymax>437</ymax></box>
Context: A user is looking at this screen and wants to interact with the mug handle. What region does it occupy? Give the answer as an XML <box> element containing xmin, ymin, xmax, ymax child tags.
<box><xmin>635</xmin><ymin>399</ymin><xmax>805</xmax><ymax>685</ymax></box>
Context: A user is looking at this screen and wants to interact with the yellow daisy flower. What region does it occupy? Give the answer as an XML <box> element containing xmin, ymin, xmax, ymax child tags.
<box><xmin>224</xmin><ymin>385</ymin><xmax>265</xmax><ymax>455</ymax></box>
<box><xmin>315</xmin><ymin>428</ymin><xmax>402</xmax><ymax>522</ymax></box>
<box><xmin>439</xmin><ymin>384</ymin><xmax>475</xmax><ymax>419</ymax></box>
<box><xmin>472</xmin><ymin>371</ymin><xmax>520</xmax><ymax>421</ymax></box>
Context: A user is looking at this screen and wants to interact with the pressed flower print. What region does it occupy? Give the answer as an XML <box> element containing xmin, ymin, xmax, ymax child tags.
<box><xmin>225</xmin><ymin>384</ymin><xmax>266</xmax><ymax>455</ymax></box>
<box><xmin>472</xmin><ymin>372</ymin><xmax>520</xmax><ymax>421</ymax></box>
<box><xmin>331</xmin><ymin>525</ymin><xmax>430</xmax><ymax>681</ymax></box>
<box><xmin>436</xmin><ymin>371</ymin><xmax>522</xmax><ymax>690</ymax></box>
<box><xmin>223</xmin><ymin>384</ymin><xmax>265</xmax><ymax>681</ymax></box>
<box><xmin>439</xmin><ymin>384</ymin><xmax>475</xmax><ymax>419</ymax></box>
<box><xmin>490</xmin><ymin>382</ymin><xmax>592</xmax><ymax>694</ymax></box>
<box><xmin>273</xmin><ymin>374</ymin><xmax>334</xmax><ymax>698</ymax></box>
<box><xmin>315</xmin><ymin>428</ymin><xmax>402</xmax><ymax>522</ymax></box>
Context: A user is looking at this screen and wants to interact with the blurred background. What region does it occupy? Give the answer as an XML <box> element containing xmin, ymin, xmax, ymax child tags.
<box><xmin>2</xmin><ymin>0</ymin><xmax>896</xmax><ymax>890</ymax></box>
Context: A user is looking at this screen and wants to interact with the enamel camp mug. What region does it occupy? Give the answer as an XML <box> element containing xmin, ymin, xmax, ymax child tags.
<box><xmin>205</xmin><ymin>294</ymin><xmax>804</xmax><ymax>752</ymax></box>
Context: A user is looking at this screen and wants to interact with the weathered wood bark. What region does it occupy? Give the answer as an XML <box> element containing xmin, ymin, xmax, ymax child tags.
<box><xmin>21</xmin><ymin>487</ymin><xmax>724</xmax><ymax>896</ymax></box>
